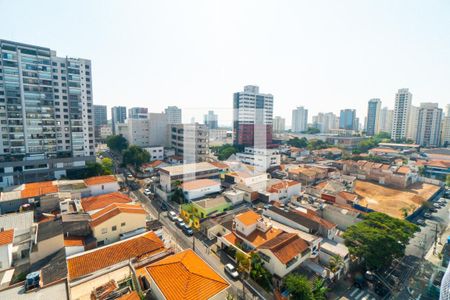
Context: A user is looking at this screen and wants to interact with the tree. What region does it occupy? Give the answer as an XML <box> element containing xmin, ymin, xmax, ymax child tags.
<box><xmin>307</xmin><ymin>139</ymin><xmax>329</xmax><ymax>150</ymax></box>
<box><xmin>446</xmin><ymin>174</ymin><xmax>450</xmax><ymax>186</ymax></box>
<box><xmin>236</xmin><ymin>251</ymin><xmax>250</xmax><ymax>274</ymax></box>
<box><xmin>329</xmin><ymin>255</ymin><xmax>345</xmax><ymax>274</ymax></box>
<box><xmin>284</xmin><ymin>274</ymin><xmax>314</xmax><ymax>300</ymax></box>
<box><xmin>342</xmin><ymin>212</ymin><xmax>418</xmax><ymax>270</ymax></box>
<box><xmin>122</xmin><ymin>145</ymin><xmax>150</xmax><ymax>168</ymax></box>
<box><xmin>101</xmin><ymin>157</ymin><xmax>114</xmax><ymax>174</ymax></box>
<box><xmin>312</xmin><ymin>278</ymin><xmax>329</xmax><ymax>300</ymax></box>
<box><xmin>249</xmin><ymin>253</ymin><xmax>272</xmax><ymax>290</ymax></box>
<box><xmin>287</xmin><ymin>137</ymin><xmax>308</xmax><ymax>148</ymax></box>
<box><xmin>302</xmin><ymin>127</ymin><xmax>320</xmax><ymax>134</ymax></box>
<box><xmin>106</xmin><ymin>135</ymin><xmax>129</xmax><ymax>153</ymax></box>
<box><xmin>171</xmin><ymin>180</ymin><xmax>185</xmax><ymax>204</ymax></box>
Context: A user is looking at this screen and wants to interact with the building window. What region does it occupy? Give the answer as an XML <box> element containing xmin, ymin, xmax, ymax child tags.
<box><xmin>112</xmin><ymin>225</ymin><xmax>117</xmax><ymax>231</ymax></box>
<box><xmin>101</xmin><ymin>228</ymin><xmax>107</xmax><ymax>234</ymax></box>
<box><xmin>121</xmin><ymin>222</ymin><xmax>126</xmax><ymax>227</ymax></box>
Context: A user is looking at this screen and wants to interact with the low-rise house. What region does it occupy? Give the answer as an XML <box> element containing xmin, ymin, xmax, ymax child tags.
<box><xmin>264</xmin><ymin>179</ymin><xmax>301</xmax><ymax>204</ymax></box>
<box><xmin>335</xmin><ymin>191</ymin><xmax>358</xmax><ymax>205</ymax></box>
<box><xmin>81</xmin><ymin>192</ymin><xmax>133</xmax><ymax>215</ymax></box>
<box><xmin>136</xmin><ymin>249</ymin><xmax>229</xmax><ymax>300</ymax></box>
<box><xmin>181</xmin><ymin>196</ymin><xmax>232</xmax><ymax>229</ymax></box>
<box><xmin>181</xmin><ymin>179</ymin><xmax>221</xmax><ymax>201</ymax></box>
<box><xmin>30</xmin><ymin>219</ymin><xmax>64</xmax><ymax>265</ymax></box>
<box><xmin>90</xmin><ymin>203</ymin><xmax>147</xmax><ymax>246</ymax></box>
<box><xmin>319</xmin><ymin>239</ymin><xmax>350</xmax><ymax>280</ymax></box>
<box><xmin>368</xmin><ymin>147</ymin><xmax>401</xmax><ymax>158</ymax></box>
<box><xmin>222</xmin><ymin>189</ymin><xmax>245</xmax><ymax>205</ymax></box>
<box><xmin>141</xmin><ymin>160</ymin><xmax>169</xmax><ymax>174</ymax></box>
<box><xmin>158</xmin><ymin>162</ymin><xmax>220</xmax><ymax>192</ymax></box>
<box><xmin>0</xmin><ymin>229</ymin><xmax>14</xmax><ymax>271</ymax></box>
<box><xmin>84</xmin><ymin>175</ymin><xmax>120</xmax><ymax>196</ymax></box>
<box><xmin>312</xmin><ymin>147</ymin><xmax>343</xmax><ymax>158</ymax></box>
<box><xmin>62</xmin><ymin>213</ymin><xmax>92</xmax><ymax>237</ymax></box>
<box><xmin>263</xmin><ymin>206</ymin><xmax>337</xmax><ymax>240</ymax></box>
<box><xmin>419</xmin><ymin>160</ymin><xmax>450</xmax><ymax>181</ymax></box>
<box><xmin>67</xmin><ymin>231</ymin><xmax>167</xmax><ymax>300</ymax></box>
<box><xmin>287</xmin><ymin>167</ymin><xmax>327</xmax><ymax>186</ymax></box>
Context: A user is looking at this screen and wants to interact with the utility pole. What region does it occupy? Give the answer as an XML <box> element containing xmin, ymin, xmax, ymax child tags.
<box><xmin>193</xmin><ymin>235</ymin><xmax>196</xmax><ymax>252</ymax></box>
<box><xmin>434</xmin><ymin>223</ymin><xmax>439</xmax><ymax>255</ymax></box>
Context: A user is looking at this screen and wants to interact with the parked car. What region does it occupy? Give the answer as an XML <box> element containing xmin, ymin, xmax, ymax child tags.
<box><xmin>176</xmin><ymin>218</ymin><xmax>186</xmax><ymax>228</ymax></box>
<box><xmin>182</xmin><ymin>224</ymin><xmax>194</xmax><ymax>236</ymax></box>
<box><xmin>224</xmin><ymin>264</ymin><xmax>239</xmax><ymax>279</ymax></box>
<box><xmin>424</xmin><ymin>212</ymin><xmax>432</xmax><ymax>219</ymax></box>
<box><xmin>168</xmin><ymin>211</ymin><xmax>177</xmax><ymax>221</ymax></box>
<box><xmin>416</xmin><ymin>219</ymin><xmax>426</xmax><ymax>226</ymax></box>
<box><xmin>144</xmin><ymin>189</ymin><xmax>153</xmax><ymax>196</ymax></box>
<box><xmin>160</xmin><ymin>202</ymin><xmax>168</xmax><ymax>211</ymax></box>
<box><xmin>433</xmin><ymin>203</ymin><xmax>441</xmax><ymax>208</ymax></box>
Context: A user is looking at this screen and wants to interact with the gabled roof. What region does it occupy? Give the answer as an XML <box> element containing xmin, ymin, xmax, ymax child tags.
<box><xmin>181</xmin><ymin>179</ymin><xmax>220</xmax><ymax>191</ymax></box>
<box><xmin>84</xmin><ymin>175</ymin><xmax>117</xmax><ymax>186</ymax></box>
<box><xmin>21</xmin><ymin>181</ymin><xmax>58</xmax><ymax>198</ymax></box>
<box><xmin>67</xmin><ymin>231</ymin><xmax>164</xmax><ymax>281</ymax></box>
<box><xmin>235</xmin><ymin>210</ymin><xmax>261</xmax><ymax>226</ymax></box>
<box><xmin>90</xmin><ymin>203</ymin><xmax>146</xmax><ymax>227</ymax></box>
<box><xmin>396</xmin><ymin>166</ymin><xmax>411</xmax><ymax>174</ymax></box>
<box><xmin>267</xmin><ymin>180</ymin><xmax>300</xmax><ymax>193</ymax></box>
<box><xmin>210</xmin><ymin>161</ymin><xmax>230</xmax><ymax>169</ymax></box>
<box><xmin>240</xmin><ymin>227</ymin><xmax>283</xmax><ymax>248</ymax></box>
<box><xmin>142</xmin><ymin>160</ymin><xmax>165</xmax><ymax>169</ymax></box>
<box><xmin>337</xmin><ymin>191</ymin><xmax>358</xmax><ymax>202</ymax></box>
<box><xmin>0</xmin><ymin>229</ymin><xmax>14</xmax><ymax>246</ymax></box>
<box><xmin>145</xmin><ymin>249</ymin><xmax>229</xmax><ymax>300</ymax></box>
<box><xmin>81</xmin><ymin>192</ymin><xmax>132</xmax><ymax>212</ymax></box>
<box><xmin>259</xmin><ymin>232</ymin><xmax>309</xmax><ymax>264</ymax></box>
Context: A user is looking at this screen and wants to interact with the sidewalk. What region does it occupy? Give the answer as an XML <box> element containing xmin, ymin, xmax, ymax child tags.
<box><xmin>425</xmin><ymin>224</ymin><xmax>450</xmax><ymax>266</ymax></box>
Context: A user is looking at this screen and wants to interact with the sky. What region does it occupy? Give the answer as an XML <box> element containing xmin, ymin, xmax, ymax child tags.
<box><xmin>1</xmin><ymin>0</ymin><xmax>450</xmax><ymax>127</ymax></box>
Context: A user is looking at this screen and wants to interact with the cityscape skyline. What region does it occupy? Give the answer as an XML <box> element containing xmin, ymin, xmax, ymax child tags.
<box><xmin>2</xmin><ymin>1</ymin><xmax>449</xmax><ymax>125</ymax></box>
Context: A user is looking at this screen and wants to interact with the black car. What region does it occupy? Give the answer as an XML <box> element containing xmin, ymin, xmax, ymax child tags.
<box><xmin>429</xmin><ymin>207</ymin><xmax>438</xmax><ymax>213</ymax></box>
<box><xmin>182</xmin><ymin>224</ymin><xmax>194</xmax><ymax>236</ymax></box>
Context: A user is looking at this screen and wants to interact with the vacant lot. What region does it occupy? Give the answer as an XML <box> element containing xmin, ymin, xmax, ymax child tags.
<box><xmin>355</xmin><ymin>180</ymin><xmax>440</xmax><ymax>219</ymax></box>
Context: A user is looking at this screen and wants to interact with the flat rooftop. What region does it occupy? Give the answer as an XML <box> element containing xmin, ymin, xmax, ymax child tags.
<box><xmin>159</xmin><ymin>162</ymin><xmax>218</xmax><ymax>176</ymax></box>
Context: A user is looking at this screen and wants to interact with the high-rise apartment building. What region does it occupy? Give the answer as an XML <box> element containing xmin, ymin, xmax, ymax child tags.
<box><xmin>233</xmin><ymin>85</ymin><xmax>273</xmax><ymax>147</ymax></box>
<box><xmin>165</xmin><ymin>106</ymin><xmax>182</xmax><ymax>124</ymax></box>
<box><xmin>291</xmin><ymin>107</ymin><xmax>308</xmax><ymax>133</ymax></box>
<box><xmin>93</xmin><ymin>105</ymin><xmax>107</xmax><ymax>139</ymax></box>
<box><xmin>339</xmin><ymin>109</ymin><xmax>357</xmax><ymax>130</ymax></box>
<box><xmin>169</xmin><ymin>123</ymin><xmax>209</xmax><ymax>163</ymax></box>
<box><xmin>111</xmin><ymin>106</ymin><xmax>126</xmax><ymax>135</ymax></box>
<box><xmin>273</xmin><ymin>116</ymin><xmax>285</xmax><ymax>133</ymax></box>
<box><xmin>406</xmin><ymin>105</ymin><xmax>419</xmax><ymax>142</ymax></box>
<box><xmin>0</xmin><ymin>39</ymin><xmax>95</xmax><ymax>187</ymax></box>
<box><xmin>416</xmin><ymin>103</ymin><xmax>442</xmax><ymax>147</ymax></box>
<box><xmin>441</xmin><ymin>105</ymin><xmax>450</xmax><ymax>146</ymax></box>
<box><xmin>128</xmin><ymin>107</ymin><xmax>148</xmax><ymax>119</ymax></box>
<box><xmin>312</xmin><ymin>112</ymin><xmax>337</xmax><ymax>133</ymax></box>
<box><xmin>204</xmin><ymin>110</ymin><xmax>218</xmax><ymax>129</ymax></box>
<box><xmin>392</xmin><ymin>88</ymin><xmax>412</xmax><ymax>141</ymax></box>
<box><xmin>366</xmin><ymin>99</ymin><xmax>381</xmax><ymax>136</ymax></box>
<box><xmin>126</xmin><ymin>112</ymin><xmax>168</xmax><ymax>148</ymax></box>
<box><xmin>378</xmin><ymin>107</ymin><xmax>393</xmax><ymax>134</ymax></box>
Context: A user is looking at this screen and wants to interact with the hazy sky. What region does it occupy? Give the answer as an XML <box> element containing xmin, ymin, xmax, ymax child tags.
<box><xmin>1</xmin><ymin>0</ymin><xmax>450</xmax><ymax>127</ymax></box>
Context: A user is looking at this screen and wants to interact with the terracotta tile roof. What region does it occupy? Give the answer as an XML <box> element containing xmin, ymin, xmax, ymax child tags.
<box><xmin>242</xmin><ymin>227</ymin><xmax>283</xmax><ymax>248</ymax></box>
<box><xmin>181</xmin><ymin>179</ymin><xmax>220</xmax><ymax>191</ymax></box>
<box><xmin>370</xmin><ymin>147</ymin><xmax>399</xmax><ymax>154</ymax></box>
<box><xmin>90</xmin><ymin>203</ymin><xmax>146</xmax><ymax>227</ymax></box>
<box><xmin>223</xmin><ymin>232</ymin><xmax>242</xmax><ymax>246</ymax></box>
<box><xmin>424</xmin><ymin>160</ymin><xmax>450</xmax><ymax>168</ymax></box>
<box><xmin>314</xmin><ymin>181</ymin><xmax>328</xmax><ymax>190</ymax></box>
<box><xmin>235</xmin><ymin>210</ymin><xmax>261</xmax><ymax>226</ymax></box>
<box><xmin>142</xmin><ymin>160</ymin><xmax>164</xmax><ymax>169</ymax></box>
<box><xmin>84</xmin><ymin>175</ymin><xmax>117</xmax><ymax>186</ymax></box>
<box><xmin>396</xmin><ymin>166</ymin><xmax>411</xmax><ymax>174</ymax></box>
<box><xmin>64</xmin><ymin>236</ymin><xmax>85</xmax><ymax>247</ymax></box>
<box><xmin>337</xmin><ymin>191</ymin><xmax>358</xmax><ymax>202</ymax></box>
<box><xmin>81</xmin><ymin>192</ymin><xmax>132</xmax><ymax>212</ymax></box>
<box><xmin>268</xmin><ymin>180</ymin><xmax>300</xmax><ymax>193</ymax></box>
<box><xmin>210</xmin><ymin>161</ymin><xmax>229</xmax><ymax>169</ymax></box>
<box><xmin>21</xmin><ymin>181</ymin><xmax>58</xmax><ymax>198</ymax></box>
<box><xmin>67</xmin><ymin>231</ymin><xmax>164</xmax><ymax>281</ymax></box>
<box><xmin>0</xmin><ymin>229</ymin><xmax>14</xmax><ymax>246</ymax></box>
<box><xmin>259</xmin><ymin>232</ymin><xmax>309</xmax><ymax>264</ymax></box>
<box><xmin>145</xmin><ymin>249</ymin><xmax>229</xmax><ymax>300</ymax></box>
<box><xmin>117</xmin><ymin>291</ymin><xmax>140</xmax><ymax>300</ymax></box>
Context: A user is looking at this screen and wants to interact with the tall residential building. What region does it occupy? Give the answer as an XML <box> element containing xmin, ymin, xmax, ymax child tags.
<box><xmin>165</xmin><ymin>106</ymin><xmax>182</xmax><ymax>124</ymax></box>
<box><xmin>169</xmin><ymin>123</ymin><xmax>209</xmax><ymax>163</ymax></box>
<box><xmin>312</xmin><ymin>112</ymin><xmax>337</xmax><ymax>133</ymax></box>
<box><xmin>392</xmin><ymin>88</ymin><xmax>412</xmax><ymax>141</ymax></box>
<box><xmin>204</xmin><ymin>110</ymin><xmax>218</xmax><ymax>129</ymax></box>
<box><xmin>366</xmin><ymin>99</ymin><xmax>381</xmax><ymax>136</ymax></box>
<box><xmin>93</xmin><ymin>105</ymin><xmax>107</xmax><ymax>139</ymax></box>
<box><xmin>128</xmin><ymin>107</ymin><xmax>148</xmax><ymax>119</ymax></box>
<box><xmin>126</xmin><ymin>112</ymin><xmax>168</xmax><ymax>148</ymax></box>
<box><xmin>416</xmin><ymin>103</ymin><xmax>442</xmax><ymax>147</ymax></box>
<box><xmin>111</xmin><ymin>106</ymin><xmax>127</xmax><ymax>135</ymax></box>
<box><xmin>233</xmin><ymin>85</ymin><xmax>273</xmax><ymax>147</ymax></box>
<box><xmin>339</xmin><ymin>109</ymin><xmax>357</xmax><ymax>130</ymax></box>
<box><xmin>378</xmin><ymin>107</ymin><xmax>393</xmax><ymax>134</ymax></box>
<box><xmin>291</xmin><ymin>107</ymin><xmax>308</xmax><ymax>133</ymax></box>
<box><xmin>441</xmin><ymin>105</ymin><xmax>450</xmax><ymax>146</ymax></box>
<box><xmin>273</xmin><ymin>116</ymin><xmax>286</xmax><ymax>133</ymax></box>
<box><xmin>0</xmin><ymin>40</ymin><xmax>95</xmax><ymax>187</ymax></box>
<box><xmin>406</xmin><ymin>105</ymin><xmax>419</xmax><ymax>142</ymax></box>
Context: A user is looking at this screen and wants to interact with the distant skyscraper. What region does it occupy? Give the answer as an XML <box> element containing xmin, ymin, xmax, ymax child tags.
<box><xmin>366</xmin><ymin>99</ymin><xmax>381</xmax><ymax>136</ymax></box>
<box><xmin>407</xmin><ymin>105</ymin><xmax>419</xmax><ymax>141</ymax></box>
<box><xmin>392</xmin><ymin>88</ymin><xmax>412</xmax><ymax>141</ymax></box>
<box><xmin>233</xmin><ymin>85</ymin><xmax>273</xmax><ymax>147</ymax></box>
<box><xmin>273</xmin><ymin>116</ymin><xmax>286</xmax><ymax>133</ymax></box>
<box><xmin>378</xmin><ymin>107</ymin><xmax>393</xmax><ymax>134</ymax></box>
<box><xmin>312</xmin><ymin>112</ymin><xmax>337</xmax><ymax>133</ymax></box>
<box><xmin>111</xmin><ymin>106</ymin><xmax>127</xmax><ymax>135</ymax></box>
<box><xmin>339</xmin><ymin>109</ymin><xmax>357</xmax><ymax>130</ymax></box>
<box><xmin>442</xmin><ymin>104</ymin><xmax>450</xmax><ymax>146</ymax></box>
<box><xmin>291</xmin><ymin>107</ymin><xmax>308</xmax><ymax>132</ymax></box>
<box><xmin>416</xmin><ymin>103</ymin><xmax>442</xmax><ymax>147</ymax></box>
<box><xmin>128</xmin><ymin>107</ymin><xmax>148</xmax><ymax>119</ymax></box>
<box><xmin>0</xmin><ymin>39</ymin><xmax>94</xmax><ymax>187</ymax></box>
<box><xmin>204</xmin><ymin>110</ymin><xmax>218</xmax><ymax>129</ymax></box>
<box><xmin>165</xmin><ymin>106</ymin><xmax>182</xmax><ymax>124</ymax></box>
<box><xmin>93</xmin><ymin>105</ymin><xmax>108</xmax><ymax>140</ymax></box>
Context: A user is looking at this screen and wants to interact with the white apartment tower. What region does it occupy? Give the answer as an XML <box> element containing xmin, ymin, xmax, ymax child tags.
<box><xmin>127</xmin><ymin>113</ymin><xmax>168</xmax><ymax>148</ymax></box>
<box><xmin>441</xmin><ymin>105</ymin><xmax>450</xmax><ymax>146</ymax></box>
<box><xmin>165</xmin><ymin>106</ymin><xmax>182</xmax><ymax>124</ymax></box>
<box><xmin>416</xmin><ymin>103</ymin><xmax>442</xmax><ymax>147</ymax></box>
<box><xmin>273</xmin><ymin>116</ymin><xmax>285</xmax><ymax>133</ymax></box>
<box><xmin>291</xmin><ymin>106</ymin><xmax>308</xmax><ymax>132</ymax></box>
<box><xmin>407</xmin><ymin>105</ymin><xmax>419</xmax><ymax>142</ymax></box>
<box><xmin>312</xmin><ymin>112</ymin><xmax>338</xmax><ymax>133</ymax></box>
<box><xmin>378</xmin><ymin>107</ymin><xmax>393</xmax><ymax>134</ymax></box>
<box><xmin>391</xmin><ymin>88</ymin><xmax>412</xmax><ymax>141</ymax></box>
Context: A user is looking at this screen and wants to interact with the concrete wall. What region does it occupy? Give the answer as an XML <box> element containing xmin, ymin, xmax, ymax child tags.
<box><xmin>0</xmin><ymin>244</ymin><xmax>12</xmax><ymax>271</ymax></box>
<box><xmin>88</xmin><ymin>182</ymin><xmax>120</xmax><ymax>196</ymax></box>
<box><xmin>30</xmin><ymin>234</ymin><xmax>64</xmax><ymax>265</ymax></box>
<box><xmin>93</xmin><ymin>213</ymin><xmax>146</xmax><ymax>245</ymax></box>
<box><xmin>184</xmin><ymin>183</ymin><xmax>221</xmax><ymax>201</ymax></box>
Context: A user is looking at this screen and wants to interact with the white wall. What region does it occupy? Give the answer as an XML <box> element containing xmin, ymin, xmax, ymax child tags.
<box><xmin>88</xmin><ymin>182</ymin><xmax>120</xmax><ymax>196</ymax></box>
<box><xmin>0</xmin><ymin>244</ymin><xmax>12</xmax><ymax>271</ymax></box>
<box><xmin>184</xmin><ymin>183</ymin><xmax>221</xmax><ymax>201</ymax></box>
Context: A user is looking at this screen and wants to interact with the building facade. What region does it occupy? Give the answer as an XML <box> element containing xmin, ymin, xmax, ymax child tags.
<box><xmin>339</xmin><ymin>109</ymin><xmax>357</xmax><ymax>130</ymax></box>
<box><xmin>93</xmin><ymin>105</ymin><xmax>107</xmax><ymax>140</ymax></box>
<box><xmin>128</xmin><ymin>107</ymin><xmax>148</xmax><ymax>119</ymax></box>
<box><xmin>273</xmin><ymin>116</ymin><xmax>286</xmax><ymax>133</ymax></box>
<box><xmin>204</xmin><ymin>110</ymin><xmax>218</xmax><ymax>129</ymax></box>
<box><xmin>291</xmin><ymin>106</ymin><xmax>308</xmax><ymax>133</ymax></box>
<box><xmin>416</xmin><ymin>103</ymin><xmax>442</xmax><ymax>147</ymax></box>
<box><xmin>392</xmin><ymin>88</ymin><xmax>412</xmax><ymax>141</ymax></box>
<box><xmin>165</xmin><ymin>106</ymin><xmax>182</xmax><ymax>124</ymax></box>
<box><xmin>312</xmin><ymin>112</ymin><xmax>338</xmax><ymax>133</ymax></box>
<box><xmin>111</xmin><ymin>106</ymin><xmax>126</xmax><ymax>135</ymax></box>
<box><xmin>378</xmin><ymin>107</ymin><xmax>393</xmax><ymax>134</ymax></box>
<box><xmin>126</xmin><ymin>112</ymin><xmax>168</xmax><ymax>148</ymax></box>
<box><xmin>0</xmin><ymin>39</ymin><xmax>95</xmax><ymax>187</ymax></box>
<box><xmin>233</xmin><ymin>85</ymin><xmax>273</xmax><ymax>147</ymax></box>
<box><xmin>169</xmin><ymin>123</ymin><xmax>209</xmax><ymax>163</ymax></box>
<box><xmin>407</xmin><ymin>105</ymin><xmax>419</xmax><ymax>142</ymax></box>
<box><xmin>366</xmin><ymin>99</ymin><xmax>381</xmax><ymax>136</ymax></box>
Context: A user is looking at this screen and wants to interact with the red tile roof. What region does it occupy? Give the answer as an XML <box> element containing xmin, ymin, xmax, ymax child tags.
<box><xmin>117</xmin><ymin>291</ymin><xmax>140</xmax><ymax>300</ymax></box>
<box><xmin>396</xmin><ymin>166</ymin><xmax>411</xmax><ymax>174</ymax></box>
<box><xmin>81</xmin><ymin>192</ymin><xmax>132</xmax><ymax>212</ymax></box>
<box><xmin>21</xmin><ymin>181</ymin><xmax>58</xmax><ymax>198</ymax></box>
<box><xmin>268</xmin><ymin>180</ymin><xmax>300</xmax><ymax>193</ymax></box>
<box><xmin>0</xmin><ymin>229</ymin><xmax>14</xmax><ymax>246</ymax></box>
<box><xmin>181</xmin><ymin>179</ymin><xmax>220</xmax><ymax>191</ymax></box>
<box><xmin>210</xmin><ymin>161</ymin><xmax>229</xmax><ymax>169</ymax></box>
<box><xmin>67</xmin><ymin>232</ymin><xmax>164</xmax><ymax>281</ymax></box>
<box><xmin>64</xmin><ymin>236</ymin><xmax>85</xmax><ymax>247</ymax></box>
<box><xmin>90</xmin><ymin>203</ymin><xmax>146</xmax><ymax>227</ymax></box>
<box><xmin>235</xmin><ymin>210</ymin><xmax>261</xmax><ymax>226</ymax></box>
<box><xmin>84</xmin><ymin>175</ymin><xmax>117</xmax><ymax>186</ymax></box>
<box><xmin>146</xmin><ymin>249</ymin><xmax>229</xmax><ymax>300</ymax></box>
<box><xmin>259</xmin><ymin>232</ymin><xmax>309</xmax><ymax>264</ymax></box>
